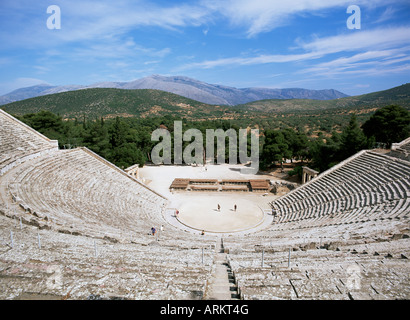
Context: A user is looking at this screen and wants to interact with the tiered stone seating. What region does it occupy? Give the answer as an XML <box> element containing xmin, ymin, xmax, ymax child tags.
<box><xmin>4</xmin><ymin>147</ymin><xmax>169</xmax><ymax>240</ymax></box>
<box><xmin>0</xmin><ymin>214</ymin><xmax>214</xmax><ymax>300</ymax></box>
<box><xmin>0</xmin><ymin>109</ymin><xmax>58</xmax><ymax>175</ymax></box>
<box><xmin>269</xmin><ymin>151</ymin><xmax>410</xmax><ymax>229</ymax></box>
<box><xmin>225</xmin><ymin>236</ymin><xmax>410</xmax><ymax>300</ymax></box>
<box><xmin>402</xmin><ymin>143</ymin><xmax>410</xmax><ymax>153</ymax></box>
<box><xmin>390</xmin><ymin>137</ymin><xmax>410</xmax><ymax>161</ymax></box>
<box><xmin>1</xmin><ymin>108</ymin><xmax>409</xmax><ymax>300</ymax></box>
<box><xmin>0</xmin><ymin>108</ymin><xmax>217</xmax><ymax>299</ymax></box>
<box><xmin>217</xmin><ymin>145</ymin><xmax>410</xmax><ymax>299</ymax></box>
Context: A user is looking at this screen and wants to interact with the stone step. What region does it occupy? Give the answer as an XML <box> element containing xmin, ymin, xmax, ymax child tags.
<box><xmin>204</xmin><ymin>240</ymin><xmax>240</xmax><ymax>300</ymax></box>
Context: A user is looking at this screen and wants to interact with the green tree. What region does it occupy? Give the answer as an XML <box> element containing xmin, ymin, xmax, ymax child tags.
<box><xmin>260</xmin><ymin>130</ymin><xmax>292</xmax><ymax>171</ymax></box>
<box><xmin>282</xmin><ymin>128</ymin><xmax>309</xmax><ymax>161</ymax></box>
<box><xmin>310</xmin><ymin>131</ymin><xmax>341</xmax><ymax>172</ymax></box>
<box><xmin>82</xmin><ymin>118</ymin><xmax>109</xmax><ymax>158</ymax></box>
<box><xmin>362</xmin><ymin>105</ymin><xmax>410</xmax><ymax>147</ymax></box>
<box><xmin>17</xmin><ymin>110</ymin><xmax>71</xmax><ymax>148</ymax></box>
<box><xmin>110</xmin><ymin>143</ymin><xmax>146</xmax><ymax>169</ymax></box>
<box><xmin>339</xmin><ymin>114</ymin><xmax>368</xmax><ymax>160</ymax></box>
<box><xmin>18</xmin><ymin>110</ymin><xmax>64</xmax><ymax>137</ymax></box>
<box><xmin>109</xmin><ymin>117</ymin><xmax>128</xmax><ymax>149</ymax></box>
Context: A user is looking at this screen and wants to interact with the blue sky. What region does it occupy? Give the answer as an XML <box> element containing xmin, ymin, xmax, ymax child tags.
<box><xmin>0</xmin><ymin>0</ymin><xmax>409</xmax><ymax>96</ymax></box>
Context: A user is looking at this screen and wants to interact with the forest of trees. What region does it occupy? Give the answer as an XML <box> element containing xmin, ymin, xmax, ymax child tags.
<box><xmin>15</xmin><ymin>105</ymin><xmax>409</xmax><ymax>176</ymax></box>
<box><xmin>261</xmin><ymin>105</ymin><xmax>409</xmax><ymax>174</ymax></box>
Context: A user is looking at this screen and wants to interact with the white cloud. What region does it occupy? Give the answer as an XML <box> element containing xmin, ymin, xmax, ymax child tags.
<box><xmin>1</xmin><ymin>0</ymin><xmax>402</xmax><ymax>50</ymax></box>
<box><xmin>177</xmin><ymin>51</ymin><xmax>322</xmax><ymax>70</ymax></box>
<box><xmin>54</xmin><ymin>1</ymin><xmax>210</xmax><ymax>43</ymax></box>
<box><xmin>201</xmin><ymin>0</ymin><xmax>391</xmax><ymax>37</ymax></box>
<box><xmin>144</xmin><ymin>60</ymin><xmax>161</xmax><ymax>65</ymax></box>
<box><xmin>373</xmin><ymin>6</ymin><xmax>398</xmax><ymax>24</ymax></box>
<box><xmin>178</xmin><ymin>26</ymin><xmax>410</xmax><ymax>71</ymax></box>
<box><xmin>300</xmin><ymin>26</ymin><xmax>410</xmax><ymax>54</ymax></box>
<box><xmin>2</xmin><ymin>0</ymin><xmax>397</xmax><ymax>47</ymax></box>
<box><xmin>293</xmin><ymin>28</ymin><xmax>410</xmax><ymax>78</ymax></box>
<box><xmin>33</xmin><ymin>65</ymin><xmax>51</xmax><ymax>74</ymax></box>
<box><xmin>0</xmin><ymin>0</ymin><xmax>211</xmax><ymax>48</ymax></box>
<box><xmin>59</xmin><ymin>36</ymin><xmax>172</xmax><ymax>64</ymax></box>
<box><xmin>1</xmin><ymin>0</ymin><xmax>408</xmax><ymax>92</ymax></box>
<box><xmin>300</xmin><ymin>47</ymin><xmax>410</xmax><ymax>73</ymax></box>
<box><xmin>54</xmin><ymin>0</ymin><xmax>394</xmax><ymax>42</ymax></box>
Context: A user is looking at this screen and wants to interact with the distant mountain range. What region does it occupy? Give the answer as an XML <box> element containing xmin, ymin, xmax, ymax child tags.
<box><xmin>2</xmin><ymin>80</ymin><xmax>408</xmax><ymax>121</ymax></box>
<box><xmin>0</xmin><ymin>75</ymin><xmax>348</xmax><ymax>106</ymax></box>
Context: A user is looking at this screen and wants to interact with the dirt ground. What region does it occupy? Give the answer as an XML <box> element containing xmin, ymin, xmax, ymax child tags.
<box><xmin>138</xmin><ymin>163</ymin><xmax>282</xmax><ymax>233</ymax></box>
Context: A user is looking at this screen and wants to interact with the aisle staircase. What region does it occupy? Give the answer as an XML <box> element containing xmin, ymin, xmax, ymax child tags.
<box><xmin>204</xmin><ymin>238</ymin><xmax>240</xmax><ymax>300</ymax></box>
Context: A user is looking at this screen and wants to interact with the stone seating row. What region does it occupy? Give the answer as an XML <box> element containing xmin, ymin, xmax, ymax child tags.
<box><xmin>278</xmin><ymin>152</ymin><xmax>409</xmax><ymax>203</ymax></box>
<box><xmin>270</xmin><ymin>151</ymin><xmax>410</xmax><ymax>230</ymax></box>
<box><xmin>3</xmin><ymin>147</ymin><xmax>169</xmax><ymax>241</ymax></box>
<box><xmin>225</xmin><ymin>239</ymin><xmax>410</xmax><ymax>299</ymax></box>
<box><xmin>0</xmin><ymin>214</ymin><xmax>214</xmax><ymax>300</ymax></box>
<box><xmin>0</xmin><ymin>110</ymin><xmax>58</xmax><ymax>175</ymax></box>
<box><xmin>0</xmin><ymin>108</ymin><xmax>212</xmax><ymax>245</ymax></box>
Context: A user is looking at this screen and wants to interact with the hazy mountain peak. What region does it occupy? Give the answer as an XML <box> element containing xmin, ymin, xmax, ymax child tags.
<box><xmin>0</xmin><ymin>75</ymin><xmax>349</xmax><ymax>106</ymax></box>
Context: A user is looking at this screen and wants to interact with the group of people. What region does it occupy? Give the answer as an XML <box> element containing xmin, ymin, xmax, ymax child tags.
<box><xmin>217</xmin><ymin>204</ymin><xmax>237</xmax><ymax>212</ymax></box>
<box><xmin>174</xmin><ymin>204</ymin><xmax>238</xmax><ymax>217</ymax></box>
<box><xmin>150</xmin><ymin>225</ymin><xmax>164</xmax><ymax>237</ymax></box>
<box><xmin>271</xmin><ymin>207</ymin><xmax>278</xmax><ymax>216</ymax></box>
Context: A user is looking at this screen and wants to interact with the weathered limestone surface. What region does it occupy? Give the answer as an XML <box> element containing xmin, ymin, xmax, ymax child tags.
<box><xmin>0</xmin><ymin>109</ymin><xmax>409</xmax><ymax>300</ymax></box>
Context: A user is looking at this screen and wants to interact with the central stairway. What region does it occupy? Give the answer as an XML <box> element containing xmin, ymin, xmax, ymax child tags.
<box><xmin>204</xmin><ymin>238</ymin><xmax>240</xmax><ymax>300</ymax></box>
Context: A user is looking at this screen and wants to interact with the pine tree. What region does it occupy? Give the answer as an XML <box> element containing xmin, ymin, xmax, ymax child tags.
<box><xmin>362</xmin><ymin>105</ymin><xmax>410</xmax><ymax>147</ymax></box>
<box><xmin>339</xmin><ymin>114</ymin><xmax>367</xmax><ymax>160</ymax></box>
<box><xmin>109</xmin><ymin>116</ymin><xmax>127</xmax><ymax>149</ymax></box>
<box><xmin>261</xmin><ymin>130</ymin><xmax>292</xmax><ymax>171</ymax></box>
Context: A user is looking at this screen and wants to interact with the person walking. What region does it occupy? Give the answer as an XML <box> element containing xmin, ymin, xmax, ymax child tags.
<box><xmin>234</xmin><ymin>204</ymin><xmax>237</xmax><ymax>212</ymax></box>
<box><xmin>217</xmin><ymin>204</ymin><xmax>220</xmax><ymax>211</ymax></box>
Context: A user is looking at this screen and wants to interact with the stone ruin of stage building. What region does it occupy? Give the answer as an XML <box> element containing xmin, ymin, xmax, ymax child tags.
<box><xmin>169</xmin><ymin>178</ymin><xmax>271</xmax><ymax>193</ymax></box>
